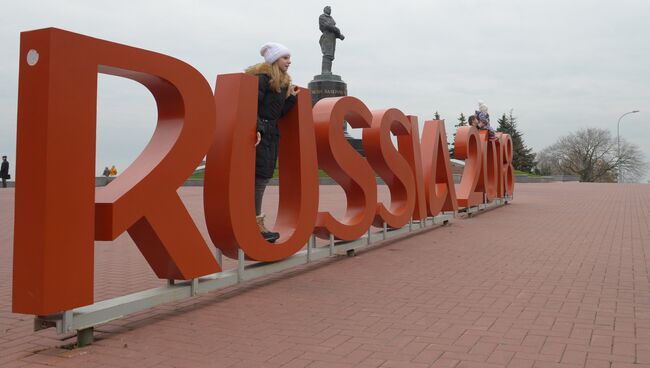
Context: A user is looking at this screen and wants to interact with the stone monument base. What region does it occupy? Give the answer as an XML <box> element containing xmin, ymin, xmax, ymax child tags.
<box><xmin>308</xmin><ymin>74</ymin><xmax>347</xmax><ymax>105</ymax></box>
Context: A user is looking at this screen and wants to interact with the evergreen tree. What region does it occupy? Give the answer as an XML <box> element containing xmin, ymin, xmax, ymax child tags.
<box><xmin>449</xmin><ymin>113</ymin><xmax>467</xmax><ymax>158</ymax></box>
<box><xmin>496</xmin><ymin>110</ymin><xmax>536</xmax><ymax>172</ymax></box>
<box><xmin>457</xmin><ymin>112</ymin><xmax>467</xmax><ymax>127</ymax></box>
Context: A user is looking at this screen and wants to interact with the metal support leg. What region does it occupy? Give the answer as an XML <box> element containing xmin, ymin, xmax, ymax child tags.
<box><xmin>62</xmin><ymin>310</ymin><xmax>73</xmax><ymax>333</ymax></box>
<box><xmin>191</xmin><ymin>278</ymin><xmax>199</xmax><ymax>296</ymax></box>
<box><xmin>329</xmin><ymin>234</ymin><xmax>334</xmax><ymax>256</ymax></box>
<box><xmin>383</xmin><ymin>222</ymin><xmax>387</xmax><ymax>240</ymax></box>
<box><xmin>77</xmin><ymin>327</ymin><xmax>94</xmax><ymax>347</ymax></box>
<box><xmin>215</xmin><ymin>248</ymin><xmax>223</xmax><ymax>269</ymax></box>
<box><xmin>409</xmin><ymin>219</ymin><xmax>413</xmax><ymax>232</ymax></box>
<box><xmin>307</xmin><ymin>235</ymin><xmax>314</xmax><ymax>262</ymax></box>
<box><xmin>237</xmin><ymin>249</ymin><xmax>245</xmax><ymax>282</ymax></box>
<box><xmin>368</xmin><ymin>228</ymin><xmax>372</xmax><ymax>245</ymax></box>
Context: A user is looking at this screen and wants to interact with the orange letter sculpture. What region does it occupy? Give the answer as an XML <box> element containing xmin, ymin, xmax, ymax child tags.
<box><xmin>493</xmin><ymin>133</ymin><xmax>506</xmax><ymax>198</ymax></box>
<box><xmin>454</xmin><ymin>126</ymin><xmax>486</xmax><ymax>208</ymax></box>
<box><xmin>420</xmin><ymin>120</ymin><xmax>458</xmax><ymax>215</ymax></box>
<box><xmin>500</xmin><ymin>134</ymin><xmax>515</xmax><ymax>196</ymax></box>
<box><xmin>11</xmin><ymin>28</ymin><xmax>517</xmax><ymax>317</ymax></box>
<box><xmin>313</xmin><ymin>97</ymin><xmax>377</xmax><ymax>240</ymax></box>
<box><xmin>363</xmin><ymin>109</ymin><xmax>416</xmax><ymax>228</ymax></box>
<box><xmin>399</xmin><ymin>116</ymin><xmax>428</xmax><ymax>220</ymax></box>
<box><xmin>482</xmin><ymin>133</ymin><xmax>499</xmax><ymax>201</ymax></box>
<box><xmin>13</xmin><ymin>28</ymin><xmax>219</xmax><ymax>315</ymax></box>
<box><xmin>204</xmin><ymin>74</ymin><xmax>319</xmax><ymax>261</ymax></box>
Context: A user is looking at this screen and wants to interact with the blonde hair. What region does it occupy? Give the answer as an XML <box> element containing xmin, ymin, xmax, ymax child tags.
<box><xmin>244</xmin><ymin>61</ymin><xmax>293</xmax><ymax>97</ymax></box>
<box><xmin>268</xmin><ymin>62</ymin><xmax>292</xmax><ymax>96</ymax></box>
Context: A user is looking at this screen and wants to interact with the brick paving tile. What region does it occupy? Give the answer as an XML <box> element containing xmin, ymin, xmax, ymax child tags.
<box><xmin>306</xmin><ymin>362</ymin><xmax>356</xmax><ymax>368</ymax></box>
<box><xmin>430</xmin><ymin>358</ymin><xmax>461</xmax><ymax>367</ymax></box>
<box><xmin>639</xmin><ymin>349</ymin><xmax>650</xmax><ymax>364</ymax></box>
<box><xmin>281</xmin><ymin>359</ymin><xmax>313</xmax><ymax>368</ymax></box>
<box><xmin>531</xmin><ymin>362</ymin><xmax>583</xmax><ymax>368</ymax></box>
<box><xmin>507</xmin><ymin>358</ymin><xmax>535</xmax><ymax>368</ymax></box>
<box><xmin>587</xmin><ymin>352</ymin><xmax>636</xmax><ymax>364</ymax></box>
<box><xmin>611</xmin><ymin>364</ymin><xmax>650</xmax><ymax>368</ymax></box>
<box><xmin>487</xmin><ymin>349</ymin><xmax>516</xmax><ymax>365</ymax></box>
<box><xmin>539</xmin><ymin>341</ymin><xmax>565</xmax><ymax>358</ymax></box>
<box><xmin>412</xmin><ymin>347</ymin><xmax>443</xmax><ymax>363</ymax></box>
<box><xmin>456</xmin><ymin>361</ymin><xmax>505</xmax><ymax>368</ymax></box>
<box><xmin>2</xmin><ymin>183</ymin><xmax>650</xmax><ymax>367</ymax></box>
<box><xmin>329</xmin><ymin>342</ymin><xmax>362</xmax><ymax>356</ymax></box>
<box><xmin>356</xmin><ymin>358</ymin><xmax>385</xmax><ymax>367</ymax></box>
<box><xmin>565</xmin><ymin>343</ymin><xmax>611</xmax><ymax>355</ymax></box>
<box><xmin>583</xmin><ymin>359</ymin><xmax>612</xmax><ymax>368</ymax></box>
<box><xmin>268</xmin><ymin>350</ymin><xmax>306</xmax><ymax>365</ymax></box>
<box><xmin>339</xmin><ymin>349</ymin><xmax>373</xmax><ymax>364</ymax></box>
<box><xmin>377</xmin><ymin>361</ymin><xmax>431</xmax><ymax>368</ymax></box>
<box><xmin>560</xmin><ymin>349</ymin><xmax>586</xmax><ymax>365</ymax></box>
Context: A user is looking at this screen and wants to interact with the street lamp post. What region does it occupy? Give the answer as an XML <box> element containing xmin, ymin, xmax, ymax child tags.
<box><xmin>617</xmin><ymin>110</ymin><xmax>640</xmax><ymax>183</ymax></box>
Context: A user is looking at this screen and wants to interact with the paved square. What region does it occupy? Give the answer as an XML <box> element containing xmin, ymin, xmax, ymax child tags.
<box><xmin>1</xmin><ymin>183</ymin><xmax>649</xmax><ymax>367</ymax></box>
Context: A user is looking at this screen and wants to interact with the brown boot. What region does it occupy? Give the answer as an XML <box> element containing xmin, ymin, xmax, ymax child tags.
<box><xmin>256</xmin><ymin>214</ymin><xmax>280</xmax><ymax>243</ymax></box>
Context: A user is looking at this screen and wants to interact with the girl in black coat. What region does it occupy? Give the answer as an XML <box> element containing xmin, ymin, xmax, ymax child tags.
<box><xmin>245</xmin><ymin>42</ymin><xmax>299</xmax><ymax>242</ymax></box>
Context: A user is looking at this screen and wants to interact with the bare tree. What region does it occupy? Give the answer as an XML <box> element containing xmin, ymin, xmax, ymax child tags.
<box><xmin>534</xmin><ymin>149</ymin><xmax>555</xmax><ymax>176</ymax></box>
<box><xmin>618</xmin><ymin>140</ymin><xmax>648</xmax><ymax>182</ymax></box>
<box><xmin>536</xmin><ymin>128</ymin><xmax>648</xmax><ymax>182</ymax></box>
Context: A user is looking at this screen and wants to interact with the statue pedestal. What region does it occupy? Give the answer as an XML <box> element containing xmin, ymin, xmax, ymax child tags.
<box><xmin>308</xmin><ymin>74</ymin><xmax>364</xmax><ymax>155</ymax></box>
<box><xmin>308</xmin><ymin>74</ymin><xmax>347</xmax><ymax>105</ymax></box>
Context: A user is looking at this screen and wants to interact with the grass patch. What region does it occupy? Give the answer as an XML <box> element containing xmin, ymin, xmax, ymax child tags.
<box><xmin>273</xmin><ymin>169</ymin><xmax>330</xmax><ymax>178</ymax></box>
<box><xmin>515</xmin><ymin>170</ymin><xmax>541</xmax><ymax>177</ymax></box>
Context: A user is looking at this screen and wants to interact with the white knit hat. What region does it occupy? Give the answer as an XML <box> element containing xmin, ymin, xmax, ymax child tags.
<box><xmin>478</xmin><ymin>100</ymin><xmax>488</xmax><ymax>113</ymax></box>
<box><xmin>260</xmin><ymin>42</ymin><xmax>291</xmax><ymax>64</ymax></box>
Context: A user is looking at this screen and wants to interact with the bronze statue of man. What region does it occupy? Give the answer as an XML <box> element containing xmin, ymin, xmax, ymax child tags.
<box><xmin>319</xmin><ymin>6</ymin><xmax>345</xmax><ymax>74</ymax></box>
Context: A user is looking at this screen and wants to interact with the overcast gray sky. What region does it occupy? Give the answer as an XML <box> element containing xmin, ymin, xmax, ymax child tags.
<box><xmin>1</xmin><ymin>0</ymin><xmax>648</xmax><ymax>180</ymax></box>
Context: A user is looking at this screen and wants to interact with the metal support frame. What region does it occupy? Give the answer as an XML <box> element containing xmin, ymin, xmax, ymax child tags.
<box><xmin>307</xmin><ymin>235</ymin><xmax>315</xmax><ymax>262</ymax></box>
<box><xmin>33</xmin><ymin>198</ymin><xmax>510</xmax><ymax>346</ymax></box>
<box><xmin>77</xmin><ymin>327</ymin><xmax>94</xmax><ymax>347</ymax></box>
<box><xmin>460</xmin><ymin>197</ymin><xmax>508</xmax><ymax>217</ymax></box>
<box><xmin>215</xmin><ymin>248</ymin><xmax>223</xmax><ymax>268</ymax></box>
<box><xmin>237</xmin><ymin>249</ymin><xmax>245</xmax><ymax>281</ymax></box>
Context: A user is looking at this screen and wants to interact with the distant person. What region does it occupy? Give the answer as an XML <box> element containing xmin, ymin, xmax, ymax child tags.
<box><xmin>245</xmin><ymin>42</ymin><xmax>299</xmax><ymax>243</ymax></box>
<box><xmin>475</xmin><ymin>100</ymin><xmax>496</xmax><ymax>139</ymax></box>
<box><xmin>102</xmin><ymin>166</ymin><xmax>111</xmax><ymax>177</ymax></box>
<box><xmin>110</xmin><ymin>165</ymin><xmax>118</xmax><ymax>176</ymax></box>
<box><xmin>0</xmin><ymin>156</ymin><xmax>9</xmax><ymax>188</ymax></box>
<box><xmin>468</xmin><ymin>115</ymin><xmax>479</xmax><ymax>128</ymax></box>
